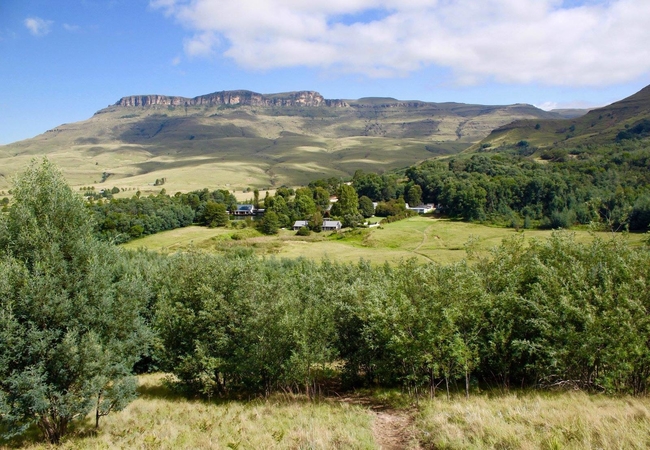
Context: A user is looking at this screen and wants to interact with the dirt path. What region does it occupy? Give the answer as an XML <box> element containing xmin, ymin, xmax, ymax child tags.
<box><xmin>412</xmin><ymin>225</ymin><xmax>435</xmax><ymax>263</ymax></box>
<box><xmin>337</xmin><ymin>395</ymin><xmax>420</xmax><ymax>449</ymax></box>
<box><xmin>372</xmin><ymin>407</ymin><xmax>420</xmax><ymax>450</ymax></box>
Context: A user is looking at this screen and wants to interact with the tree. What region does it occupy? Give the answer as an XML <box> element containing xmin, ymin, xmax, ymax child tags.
<box><xmin>309</xmin><ymin>211</ymin><xmax>323</xmax><ymax>232</ymax></box>
<box><xmin>331</xmin><ymin>184</ymin><xmax>361</xmax><ymax>227</ymax></box>
<box><xmin>358</xmin><ymin>196</ymin><xmax>375</xmax><ymax>218</ymax></box>
<box><xmin>0</xmin><ymin>159</ymin><xmax>149</xmax><ymax>444</ymax></box>
<box><xmin>261</xmin><ymin>211</ymin><xmax>280</xmax><ymax>235</ymax></box>
<box><xmin>203</xmin><ymin>201</ymin><xmax>229</xmax><ymax>227</ymax></box>
<box><xmin>406</xmin><ymin>184</ymin><xmax>423</xmax><ymax>207</ymax></box>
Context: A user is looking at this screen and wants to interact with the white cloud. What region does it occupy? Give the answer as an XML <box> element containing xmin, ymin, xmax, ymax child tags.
<box><xmin>536</xmin><ymin>100</ymin><xmax>604</xmax><ymax>111</ymax></box>
<box><xmin>63</xmin><ymin>23</ymin><xmax>80</xmax><ymax>32</ymax></box>
<box><xmin>150</xmin><ymin>0</ymin><xmax>650</xmax><ymax>86</ymax></box>
<box><xmin>24</xmin><ymin>17</ymin><xmax>54</xmax><ymax>37</ymax></box>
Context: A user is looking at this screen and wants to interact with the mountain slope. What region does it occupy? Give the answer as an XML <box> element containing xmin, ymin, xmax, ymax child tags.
<box><xmin>477</xmin><ymin>84</ymin><xmax>650</xmax><ymax>149</ymax></box>
<box><xmin>0</xmin><ymin>90</ymin><xmax>561</xmax><ymax>192</ymax></box>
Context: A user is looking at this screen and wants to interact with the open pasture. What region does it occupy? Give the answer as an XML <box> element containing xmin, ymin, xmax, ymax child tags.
<box><xmin>122</xmin><ymin>216</ymin><xmax>647</xmax><ymax>264</ymax></box>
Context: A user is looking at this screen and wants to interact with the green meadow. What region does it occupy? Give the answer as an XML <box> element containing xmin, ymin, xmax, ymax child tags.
<box><xmin>122</xmin><ymin>216</ymin><xmax>648</xmax><ymax>264</ymax></box>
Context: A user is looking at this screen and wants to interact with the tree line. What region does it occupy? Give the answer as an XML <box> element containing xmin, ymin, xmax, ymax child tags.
<box><xmin>87</xmin><ymin>138</ymin><xmax>650</xmax><ymax>246</ymax></box>
<box><xmin>2</xmin><ymin>160</ymin><xmax>650</xmax><ymax>444</ymax></box>
<box><xmin>405</xmin><ymin>141</ymin><xmax>650</xmax><ymax>231</ymax></box>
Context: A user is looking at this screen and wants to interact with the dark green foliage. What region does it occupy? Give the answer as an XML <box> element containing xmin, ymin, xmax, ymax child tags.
<box><xmin>406</xmin><ymin>184</ymin><xmax>423</xmax><ymax>207</ymax></box>
<box><xmin>261</xmin><ymin>211</ymin><xmax>280</xmax><ymax>234</ymax></box>
<box><xmin>0</xmin><ymin>160</ymin><xmax>149</xmax><ymax>443</ymax></box>
<box><xmin>331</xmin><ymin>184</ymin><xmax>361</xmax><ymax>227</ymax></box>
<box><xmin>90</xmin><ymin>188</ymin><xmax>240</xmax><ymax>243</ymax></box>
<box><xmin>202</xmin><ymin>201</ymin><xmax>229</xmax><ymax>228</ymax></box>
<box><xmin>309</xmin><ymin>212</ymin><xmax>323</xmax><ymax>232</ymax></box>
<box><xmin>616</xmin><ymin>119</ymin><xmax>650</xmax><ymax>141</ymax></box>
<box><xmin>374</xmin><ymin>198</ymin><xmax>406</xmax><ymax>217</ymax></box>
<box><xmin>141</xmin><ymin>232</ymin><xmax>650</xmax><ymax>399</ymax></box>
<box><xmin>358</xmin><ymin>196</ymin><xmax>375</xmax><ymax>218</ymax></box>
<box><xmin>629</xmin><ymin>195</ymin><xmax>650</xmax><ymax>231</ymax></box>
<box><xmin>405</xmin><ymin>144</ymin><xmax>650</xmax><ymax>229</ymax></box>
<box><xmin>296</xmin><ymin>226</ymin><xmax>311</xmax><ymax>236</ymax></box>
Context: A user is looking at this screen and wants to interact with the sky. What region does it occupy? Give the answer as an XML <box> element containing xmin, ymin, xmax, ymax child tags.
<box><xmin>1</xmin><ymin>0</ymin><xmax>650</xmax><ymax>145</ymax></box>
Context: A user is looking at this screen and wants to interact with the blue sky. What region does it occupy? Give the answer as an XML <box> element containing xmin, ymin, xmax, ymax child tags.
<box><xmin>1</xmin><ymin>0</ymin><xmax>649</xmax><ymax>145</ymax></box>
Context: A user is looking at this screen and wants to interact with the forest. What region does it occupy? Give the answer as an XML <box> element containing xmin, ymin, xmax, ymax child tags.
<box><xmin>1</xmin><ymin>159</ymin><xmax>650</xmax><ymax>444</ymax></box>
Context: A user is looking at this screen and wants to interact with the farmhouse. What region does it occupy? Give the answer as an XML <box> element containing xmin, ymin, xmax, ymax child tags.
<box><xmin>292</xmin><ymin>220</ymin><xmax>342</xmax><ymax>231</ymax></box>
<box><xmin>407</xmin><ymin>203</ymin><xmax>435</xmax><ymax>214</ymax></box>
<box><xmin>322</xmin><ymin>220</ymin><xmax>342</xmax><ymax>231</ymax></box>
<box><xmin>232</xmin><ymin>204</ymin><xmax>265</xmax><ymax>216</ymax></box>
<box><xmin>292</xmin><ymin>220</ymin><xmax>309</xmax><ymax>230</ymax></box>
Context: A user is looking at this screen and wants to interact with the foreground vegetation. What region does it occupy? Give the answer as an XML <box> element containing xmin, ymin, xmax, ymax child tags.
<box><xmin>4</xmin><ymin>374</ymin><xmax>375</xmax><ymax>449</ymax></box>
<box><xmin>416</xmin><ymin>390</ymin><xmax>650</xmax><ymax>449</ymax></box>
<box><xmin>7</xmin><ymin>374</ymin><xmax>650</xmax><ymax>449</ymax></box>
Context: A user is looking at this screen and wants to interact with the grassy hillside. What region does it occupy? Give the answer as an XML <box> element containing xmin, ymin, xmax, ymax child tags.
<box><xmin>476</xmin><ymin>84</ymin><xmax>650</xmax><ymax>148</ymax></box>
<box><xmin>0</xmin><ymin>91</ymin><xmax>559</xmax><ymax>193</ymax></box>
<box><xmin>121</xmin><ymin>217</ymin><xmax>648</xmax><ymax>265</ymax></box>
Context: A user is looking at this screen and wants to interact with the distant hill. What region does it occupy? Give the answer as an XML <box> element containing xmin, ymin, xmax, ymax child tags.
<box><xmin>477</xmin><ymin>84</ymin><xmax>650</xmax><ymax>149</ymax></box>
<box><xmin>0</xmin><ymin>90</ymin><xmax>561</xmax><ymax>192</ymax></box>
<box><xmin>550</xmin><ymin>108</ymin><xmax>591</xmax><ymax>119</ymax></box>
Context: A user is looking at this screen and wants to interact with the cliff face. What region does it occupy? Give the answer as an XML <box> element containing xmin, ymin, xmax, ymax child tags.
<box><xmin>115</xmin><ymin>90</ymin><xmax>349</xmax><ymax>108</ymax></box>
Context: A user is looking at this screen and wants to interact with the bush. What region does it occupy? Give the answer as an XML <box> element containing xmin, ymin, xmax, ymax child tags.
<box><xmin>296</xmin><ymin>226</ymin><xmax>311</xmax><ymax>236</ymax></box>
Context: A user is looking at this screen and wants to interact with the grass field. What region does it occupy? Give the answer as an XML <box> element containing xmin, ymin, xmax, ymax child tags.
<box><xmin>7</xmin><ymin>374</ymin><xmax>650</xmax><ymax>449</ymax></box>
<box><xmin>416</xmin><ymin>391</ymin><xmax>650</xmax><ymax>449</ymax></box>
<box><xmin>122</xmin><ymin>216</ymin><xmax>648</xmax><ymax>265</ymax></box>
<box><xmin>3</xmin><ymin>374</ymin><xmax>375</xmax><ymax>450</ymax></box>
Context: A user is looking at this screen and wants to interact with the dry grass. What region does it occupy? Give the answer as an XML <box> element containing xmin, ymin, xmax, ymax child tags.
<box><xmin>4</xmin><ymin>374</ymin><xmax>375</xmax><ymax>450</ymax></box>
<box><xmin>7</xmin><ymin>376</ymin><xmax>650</xmax><ymax>449</ymax></box>
<box><xmin>416</xmin><ymin>391</ymin><xmax>650</xmax><ymax>450</ymax></box>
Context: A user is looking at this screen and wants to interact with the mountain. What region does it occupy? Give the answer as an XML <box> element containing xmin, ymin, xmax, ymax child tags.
<box><xmin>549</xmin><ymin>108</ymin><xmax>591</xmax><ymax>119</ymax></box>
<box><xmin>477</xmin><ymin>84</ymin><xmax>650</xmax><ymax>149</ymax></box>
<box><xmin>0</xmin><ymin>90</ymin><xmax>561</xmax><ymax>193</ymax></box>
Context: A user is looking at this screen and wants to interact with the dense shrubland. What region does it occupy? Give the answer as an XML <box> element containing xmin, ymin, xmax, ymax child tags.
<box><xmin>145</xmin><ymin>233</ymin><xmax>650</xmax><ymax>399</ymax></box>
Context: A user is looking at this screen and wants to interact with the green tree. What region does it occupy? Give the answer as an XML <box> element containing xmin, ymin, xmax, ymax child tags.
<box><xmin>203</xmin><ymin>201</ymin><xmax>229</xmax><ymax>227</ymax></box>
<box><xmin>358</xmin><ymin>196</ymin><xmax>375</xmax><ymax>218</ymax></box>
<box><xmin>261</xmin><ymin>211</ymin><xmax>280</xmax><ymax>235</ymax></box>
<box><xmin>0</xmin><ymin>159</ymin><xmax>149</xmax><ymax>444</ymax></box>
<box><xmin>332</xmin><ymin>185</ymin><xmax>361</xmax><ymax>227</ymax></box>
<box><xmin>406</xmin><ymin>184</ymin><xmax>423</xmax><ymax>207</ymax></box>
<box><xmin>309</xmin><ymin>211</ymin><xmax>323</xmax><ymax>232</ymax></box>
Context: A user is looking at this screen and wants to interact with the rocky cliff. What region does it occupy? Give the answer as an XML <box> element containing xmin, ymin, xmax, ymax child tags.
<box><xmin>115</xmin><ymin>90</ymin><xmax>349</xmax><ymax>108</ymax></box>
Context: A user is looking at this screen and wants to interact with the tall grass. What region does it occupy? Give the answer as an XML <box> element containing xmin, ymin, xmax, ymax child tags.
<box><xmin>4</xmin><ymin>374</ymin><xmax>375</xmax><ymax>449</ymax></box>
<box><xmin>416</xmin><ymin>391</ymin><xmax>650</xmax><ymax>449</ymax></box>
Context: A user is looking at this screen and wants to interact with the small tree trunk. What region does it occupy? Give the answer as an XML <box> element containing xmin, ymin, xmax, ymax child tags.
<box><xmin>465</xmin><ymin>368</ymin><xmax>470</xmax><ymax>399</ymax></box>
<box><xmin>445</xmin><ymin>376</ymin><xmax>450</xmax><ymax>401</ymax></box>
<box><xmin>96</xmin><ymin>391</ymin><xmax>102</xmax><ymax>429</ymax></box>
<box><xmin>39</xmin><ymin>415</ymin><xmax>68</xmax><ymax>445</ymax></box>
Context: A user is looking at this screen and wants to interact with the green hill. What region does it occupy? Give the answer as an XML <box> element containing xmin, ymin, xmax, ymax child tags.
<box><xmin>476</xmin><ymin>84</ymin><xmax>650</xmax><ymax>149</ymax></box>
<box><xmin>0</xmin><ymin>90</ymin><xmax>560</xmax><ymax>193</ymax></box>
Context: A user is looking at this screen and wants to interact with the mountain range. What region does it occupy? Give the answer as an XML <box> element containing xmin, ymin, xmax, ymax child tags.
<box><xmin>3</xmin><ymin>85</ymin><xmax>648</xmax><ymax>193</ymax></box>
<box><xmin>0</xmin><ymin>90</ymin><xmax>568</xmax><ymax>193</ymax></box>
